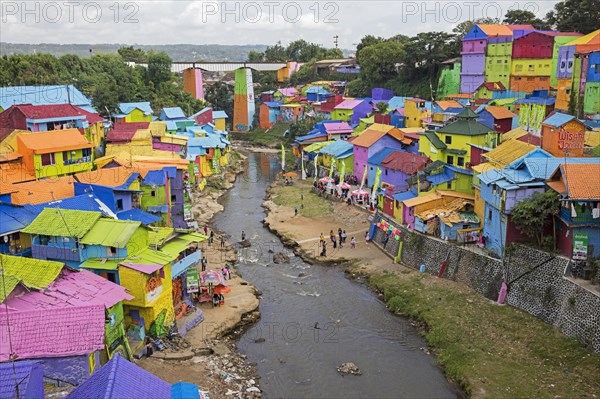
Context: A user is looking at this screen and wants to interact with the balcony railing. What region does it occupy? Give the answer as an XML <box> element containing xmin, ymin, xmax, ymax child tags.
<box><xmin>560</xmin><ymin>207</ymin><xmax>599</xmax><ymax>224</ymax></box>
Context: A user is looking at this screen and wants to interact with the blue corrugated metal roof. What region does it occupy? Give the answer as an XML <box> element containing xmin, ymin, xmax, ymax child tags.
<box><xmin>0</xmin><ymin>85</ymin><xmax>92</xmax><ymax>109</ymax></box>
<box><xmin>264</xmin><ymin>101</ymin><xmax>282</xmax><ymax>107</ymax></box>
<box><xmin>543</xmin><ymin>112</ymin><xmax>576</xmax><ymax>127</ymax></box>
<box><xmin>117</xmin><ymin>208</ymin><xmax>162</xmax><ymax>225</ymax></box>
<box><xmin>392</xmin><ymin>191</ymin><xmax>417</xmax><ymax>202</ymax></box>
<box><xmin>367</xmin><ymin>148</ymin><xmax>396</xmax><ymax>166</ymax></box>
<box><xmin>187</xmin><ymin>134</ymin><xmax>227</xmax><ymax>149</ymax></box>
<box><xmin>161</xmin><ymin>107</ymin><xmax>186</xmax><ymax>120</ymax></box>
<box><xmin>388</xmin><ymin>96</ymin><xmax>409</xmax><ymax>109</ymax></box>
<box><xmin>306</xmin><ymin>86</ymin><xmax>330</xmax><ymax>94</ymax></box>
<box><xmin>427</xmin><ymin>171</ymin><xmax>455</xmax><ymax>185</ymax></box>
<box><xmin>118</xmin><ymin>102</ymin><xmax>153</xmax><ymax>115</ymax></box>
<box><xmin>166</xmin><ymin>121</ymin><xmax>178</xmax><ymax>131</ymax></box>
<box><xmin>27</xmin><ymin>194</ymin><xmax>116</xmax><ymax>219</ymax></box>
<box><xmin>142</xmin><ymin>170</ymin><xmax>167</xmax><ymax>186</ymax></box>
<box><xmin>446</xmin><ymin>165</ymin><xmax>473</xmax><ymax>175</ymax></box>
<box><xmin>514</xmin><ymin>97</ymin><xmax>556</xmax><ymax>106</ymax></box>
<box><xmin>0</xmin><ymin>203</ymin><xmax>38</xmax><ymax>235</ymax></box>
<box><xmin>296</xmin><ymin>131</ymin><xmax>327</xmax><ymax>142</ymax></box>
<box><xmin>213</xmin><ymin>110</ymin><xmax>228</xmax><ymax>119</ymax></box>
<box><xmin>319</xmin><ymin>140</ymin><xmax>354</xmax><ymax>158</ymax></box>
<box><xmin>525</xmin><ymin>157</ymin><xmax>600</xmax><ymax>179</ymax></box>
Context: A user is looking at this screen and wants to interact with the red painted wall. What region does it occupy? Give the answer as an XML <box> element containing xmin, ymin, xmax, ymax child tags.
<box><xmin>512</xmin><ymin>32</ymin><xmax>554</xmax><ymax>59</ymax></box>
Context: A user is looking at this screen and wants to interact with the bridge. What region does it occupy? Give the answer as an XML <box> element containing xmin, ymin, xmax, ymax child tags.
<box><xmin>127</xmin><ymin>61</ymin><xmax>288</xmax><ymax>73</ymax></box>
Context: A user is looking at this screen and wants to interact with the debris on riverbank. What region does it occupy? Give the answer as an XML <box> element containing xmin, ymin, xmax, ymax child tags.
<box><xmin>337</xmin><ymin>362</ymin><xmax>362</xmax><ymax>376</ymax></box>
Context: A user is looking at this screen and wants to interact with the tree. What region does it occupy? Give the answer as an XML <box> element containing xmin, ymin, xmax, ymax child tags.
<box><xmin>205</xmin><ymin>81</ymin><xmax>232</xmax><ymax>119</ymax></box>
<box><xmin>545</xmin><ymin>0</ymin><xmax>600</xmax><ymax>34</ymax></box>
<box><xmin>355</xmin><ymin>35</ymin><xmax>384</xmax><ymax>64</ymax></box>
<box><xmin>147</xmin><ymin>51</ymin><xmax>173</xmax><ymax>87</ymax></box>
<box><xmin>118</xmin><ymin>46</ymin><xmax>148</xmax><ymax>63</ymax></box>
<box><xmin>503</xmin><ymin>10</ymin><xmax>550</xmax><ymax>30</ymax></box>
<box><xmin>247</xmin><ymin>50</ymin><xmax>264</xmax><ymax>62</ymax></box>
<box><xmin>375</xmin><ymin>101</ymin><xmax>388</xmax><ymax>113</ymax></box>
<box><xmin>358</xmin><ymin>40</ymin><xmax>405</xmax><ymax>84</ymax></box>
<box><xmin>511</xmin><ymin>191</ymin><xmax>560</xmax><ymax>248</ymax></box>
<box><xmin>263</xmin><ymin>42</ymin><xmax>288</xmax><ymax>62</ymax></box>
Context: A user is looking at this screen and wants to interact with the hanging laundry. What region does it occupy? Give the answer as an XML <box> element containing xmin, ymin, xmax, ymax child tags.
<box><xmin>571</xmin><ymin>203</ymin><xmax>577</xmax><ymax>218</ymax></box>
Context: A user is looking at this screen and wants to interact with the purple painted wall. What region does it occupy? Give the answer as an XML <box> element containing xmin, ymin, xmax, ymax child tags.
<box><xmin>350</xmin><ymin>102</ymin><xmax>374</xmax><ymax>125</ymax></box>
<box><xmin>38</xmin><ymin>354</ymin><xmax>95</xmax><ymax>386</ymax></box>
<box><xmin>403</xmin><ymin>205</ymin><xmax>415</xmax><ymax>229</ymax></box>
<box><xmin>170</xmin><ymin>169</ymin><xmax>187</xmax><ymax>229</ymax></box>
<box><xmin>461</xmin><ymin>74</ymin><xmax>485</xmax><ymax>94</ymax></box>
<box><xmin>462</xmin><ymin>39</ymin><xmax>487</xmax><ymax>54</ymax></box>
<box><xmin>152</xmin><ymin>140</ymin><xmax>182</xmax><ymax>153</ymax></box>
<box><xmin>381</xmin><ymin>167</ymin><xmax>409</xmax><ymax>189</ymax></box>
<box><xmin>354</xmin><ymin>136</ymin><xmax>405</xmax><ymax>181</ymax></box>
<box><xmin>556</xmin><ymin>45</ymin><xmax>576</xmax><ymax>79</ymax></box>
<box><xmin>461</xmin><ymin>53</ymin><xmax>486</xmax><ymax>93</ymax></box>
<box><xmin>31</xmin><ymin>244</ymin><xmax>81</xmax><ymax>263</ymax></box>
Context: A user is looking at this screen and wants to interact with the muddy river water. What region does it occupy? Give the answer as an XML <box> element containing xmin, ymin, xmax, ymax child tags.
<box><xmin>213</xmin><ymin>152</ymin><xmax>456</xmax><ymax>398</ymax></box>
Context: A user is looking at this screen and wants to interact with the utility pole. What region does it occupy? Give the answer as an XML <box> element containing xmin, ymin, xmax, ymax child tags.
<box><xmin>333</xmin><ymin>35</ymin><xmax>339</xmax><ymax>49</ymax></box>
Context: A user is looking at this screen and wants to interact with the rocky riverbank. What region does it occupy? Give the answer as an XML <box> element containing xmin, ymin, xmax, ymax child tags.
<box><xmin>138</xmin><ymin>150</ymin><xmax>264</xmax><ymax>399</ymax></box>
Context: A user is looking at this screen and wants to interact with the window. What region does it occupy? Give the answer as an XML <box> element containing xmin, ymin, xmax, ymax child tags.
<box><xmin>385</xmin><ymin>169</ymin><xmax>388</xmax><ymax>176</ymax></box>
<box><xmin>107</xmin><ymin>246</ymin><xmax>117</xmax><ymax>256</ymax></box>
<box><xmin>488</xmin><ymin>209</ymin><xmax>493</xmax><ymax>220</ymax></box>
<box><xmin>445</xmin><ymin>136</ymin><xmax>452</xmax><ymax>144</ymax></box>
<box><xmin>446</xmin><ymin>155</ymin><xmax>454</xmax><ymax>165</ymax></box>
<box><xmin>370</xmin><ymin>166</ymin><xmax>373</xmax><ymax>171</ymax></box>
<box><xmin>151</xmin><ymin>190</ymin><xmax>157</xmax><ymax>197</ymax></box>
<box><xmin>446</xmin><ymin>181</ymin><xmax>452</xmax><ymax>189</ymax></box>
<box><xmin>171</xmin><ymin>194</ymin><xmax>177</xmax><ymax>202</ymax></box>
<box><xmin>63</xmin><ymin>151</ymin><xmax>69</xmax><ymax>162</ymax></box>
<box><xmin>457</xmin><ymin>157</ymin><xmax>465</xmax><ymax>167</ymax></box>
<box><xmin>116</xmin><ymin>199</ymin><xmax>124</xmax><ymax>211</ymax></box>
<box><xmin>41</xmin><ymin>153</ymin><xmax>55</xmax><ymax>166</ymax></box>
<box><xmin>595</xmin><ymin>64</ymin><xmax>600</xmax><ymax>73</ymax></box>
<box><xmin>82</xmin><ymin>148</ymin><xmax>90</xmax><ymax>157</ymax></box>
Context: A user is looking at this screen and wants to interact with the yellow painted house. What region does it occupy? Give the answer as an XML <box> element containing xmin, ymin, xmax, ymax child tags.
<box><xmin>404</xmin><ymin>98</ymin><xmax>430</xmax><ymax>128</ymax></box>
<box><xmin>419</xmin><ymin>109</ymin><xmax>495</xmax><ymax>168</ymax></box>
<box><xmin>212</xmin><ymin>110</ymin><xmax>228</xmax><ymax>131</ymax></box>
<box><xmin>115</xmin><ymin>102</ymin><xmax>154</xmax><ymax>123</ymax></box>
<box><xmin>15</xmin><ymin>129</ymin><xmax>94</xmax><ymax>179</ymax></box>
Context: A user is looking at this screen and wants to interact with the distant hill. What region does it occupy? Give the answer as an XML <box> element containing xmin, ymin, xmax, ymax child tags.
<box><xmin>0</xmin><ymin>43</ymin><xmax>270</xmax><ymax>61</ymax></box>
<box><xmin>0</xmin><ymin>43</ymin><xmax>354</xmax><ymax>62</ymax></box>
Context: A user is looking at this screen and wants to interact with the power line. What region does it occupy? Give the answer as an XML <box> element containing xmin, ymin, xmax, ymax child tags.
<box><xmin>0</xmin><ymin>255</ymin><xmax>21</xmax><ymax>399</ymax></box>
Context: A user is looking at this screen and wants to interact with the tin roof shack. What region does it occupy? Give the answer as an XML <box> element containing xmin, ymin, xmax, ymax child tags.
<box><xmin>547</xmin><ymin>163</ymin><xmax>600</xmax><ymax>258</ymax></box>
<box><xmin>0</xmin><ymin>255</ymin><xmax>132</xmax><ymax>385</ymax></box>
<box><xmin>414</xmin><ymin>196</ymin><xmax>479</xmax><ymax>241</ymax></box>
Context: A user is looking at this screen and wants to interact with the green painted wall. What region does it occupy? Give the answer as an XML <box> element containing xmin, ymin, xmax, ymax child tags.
<box><xmin>437</xmin><ymin>62</ymin><xmax>461</xmax><ymax>98</ymax></box>
<box><xmin>584</xmin><ymin>82</ymin><xmax>600</xmax><ymax>115</ymax></box>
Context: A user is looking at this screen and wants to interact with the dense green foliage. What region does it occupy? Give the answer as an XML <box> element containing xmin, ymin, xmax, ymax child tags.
<box><xmin>545</xmin><ymin>0</ymin><xmax>600</xmax><ymax>34</ymax></box>
<box><xmin>248</xmin><ymin>40</ymin><xmax>343</xmax><ymax>63</ymax></box>
<box><xmin>511</xmin><ymin>190</ymin><xmax>561</xmax><ymax>247</ymax></box>
<box><xmin>0</xmin><ymin>49</ymin><xmax>204</xmax><ymax>117</ymax></box>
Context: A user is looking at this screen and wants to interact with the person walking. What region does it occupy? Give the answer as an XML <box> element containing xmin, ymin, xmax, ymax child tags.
<box><xmin>241</xmin><ymin>230</ymin><xmax>246</xmax><ymax>241</ymax></box>
<box><xmin>321</xmin><ymin>241</ymin><xmax>327</xmax><ymax>257</ymax></box>
<box><xmin>338</xmin><ymin>228</ymin><xmax>343</xmax><ymax>243</ymax></box>
<box><xmin>294</xmin><ymin>207</ymin><xmax>298</xmax><ymax>217</ymax></box>
<box><xmin>351</xmin><ymin>237</ymin><xmax>356</xmax><ymax>249</ymax></box>
<box><xmin>204</xmin><ymin>226</ymin><xmax>209</xmax><ymax>236</ymax></box>
<box><xmin>319</xmin><ymin>233</ymin><xmax>325</xmax><ymax>245</ymax></box>
<box><xmin>209</xmin><ymin>230</ymin><xmax>214</xmax><ymax>245</ymax></box>
<box><xmin>332</xmin><ymin>235</ymin><xmax>337</xmax><ymax>249</ymax></box>
<box><xmin>365</xmin><ymin>231</ymin><xmax>370</xmax><ymax>244</ymax></box>
<box><xmin>220</xmin><ymin>236</ymin><xmax>225</xmax><ymax>248</ymax></box>
<box><xmin>329</xmin><ymin>230</ymin><xmax>335</xmax><ymax>243</ymax></box>
<box><xmin>341</xmin><ymin>230</ymin><xmax>347</xmax><ymax>243</ymax></box>
<box><xmin>201</xmin><ymin>256</ymin><xmax>207</xmax><ymax>271</ymax></box>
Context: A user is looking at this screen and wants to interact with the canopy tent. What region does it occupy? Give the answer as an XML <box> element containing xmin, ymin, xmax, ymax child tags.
<box><xmin>200</xmin><ymin>270</ymin><xmax>225</xmax><ymax>285</ymax></box>
<box><xmin>352</xmin><ymin>189</ymin><xmax>370</xmax><ymax>197</ymax></box>
<box><xmin>213</xmin><ymin>285</ymin><xmax>231</xmax><ymax>295</ymax></box>
<box><xmin>319</xmin><ymin>177</ymin><xmax>335</xmax><ymax>183</ymax></box>
<box><xmin>283</xmin><ymin>171</ymin><xmax>298</xmax><ymax>177</ymax></box>
<box><xmin>336</xmin><ymin>182</ymin><xmax>351</xmax><ymax>190</ymax></box>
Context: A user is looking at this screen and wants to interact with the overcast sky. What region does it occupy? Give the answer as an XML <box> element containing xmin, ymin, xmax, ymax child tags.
<box><xmin>1</xmin><ymin>1</ymin><xmax>559</xmax><ymax>48</ymax></box>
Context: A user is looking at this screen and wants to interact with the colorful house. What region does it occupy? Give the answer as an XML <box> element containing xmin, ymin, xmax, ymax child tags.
<box><xmin>190</xmin><ymin>107</ymin><xmax>213</xmax><ymax>126</ymax></box>
<box><xmin>547</xmin><ymin>163</ymin><xmax>600</xmax><ymax>258</ymax></box>
<box><xmin>419</xmin><ymin>108</ymin><xmax>495</xmax><ymax>168</ymax></box>
<box><xmin>510</xmin><ymin>31</ymin><xmax>582</xmax><ymax>92</ymax></box>
<box><xmin>430</xmin><ymin>100</ymin><xmax>464</xmax><ymax>129</ymax></box>
<box><xmin>474</xmin><ymin>82</ymin><xmax>507</xmax><ymax>100</ymax></box>
<box><xmin>323</xmin><ymin>121</ymin><xmax>354</xmax><ymax>140</ymax></box>
<box><xmin>306</xmin><ymin>86</ymin><xmax>330</xmax><ymax>102</ymax></box>
<box><xmin>476</xmin><ymin>106</ymin><xmax>517</xmax><ymax>133</ymax></box>
<box><xmin>436</xmin><ymin>58</ymin><xmax>462</xmax><ymax>99</ymax></box>
<box><xmin>114</xmin><ymin>102</ymin><xmax>154</xmax><ymax>123</ymax></box>
<box><xmin>273</xmin><ymin>88</ymin><xmax>298</xmax><ymax>103</ymax></box>
<box><xmin>0</xmin><ymin>103</ymin><xmax>104</xmax><ymax>150</ymax></box>
<box><xmin>187</xmin><ymin>133</ymin><xmax>230</xmax><ymax>178</ymax></box>
<box><xmin>259</xmin><ymin>102</ymin><xmax>281</xmax><ymax>129</ymax></box>
<box><xmin>0</xmin><ymin>84</ymin><xmax>94</xmax><ymax>113</ymax></box>
<box><xmin>0</xmin><ymin>202</ymin><xmax>37</xmax><ymax>256</ymax></box>
<box><xmin>280</xmin><ymin>103</ymin><xmax>304</xmax><ymax>123</ymax></box>
<box><xmin>277</xmin><ymin>62</ymin><xmax>302</xmax><ymax>82</ymax></box>
<box><xmin>378</xmin><ymin>151</ymin><xmax>429</xmax><ymax>190</ymax></box>
<box><xmin>318</xmin><ymin>139</ymin><xmax>354</xmax><ymax>176</ymax></box>
<box><xmin>15</xmin><ymin>129</ymin><xmax>94</xmax><ymax>178</ymax></box>
<box><xmin>413</xmin><ymin>195</ymin><xmax>479</xmax><ymax>240</ymax></box>
<box><xmin>0</xmin><ymin>254</ymin><xmax>132</xmax><ymax>384</ymax></box>
<box><xmin>541</xmin><ymin>112</ymin><xmax>586</xmax><ymax>157</ymax></box>
<box><xmin>331</xmin><ymin>99</ymin><xmax>371</xmax><ymax>124</ymax></box>
<box><xmin>583</xmin><ymin>51</ymin><xmax>600</xmax><ymax>119</ymax></box>
<box><xmin>555</xmin><ymin>29</ymin><xmax>600</xmax><ymax>112</ymax></box>
<box><xmin>352</xmin><ymin>124</ymin><xmax>413</xmax><ymax>182</ymax></box>
<box><xmin>212</xmin><ymin>110</ymin><xmax>228</xmax><ymax>131</ymax></box>
<box><xmin>404</xmin><ymin>98</ymin><xmax>431</xmax><ymax>128</ymax></box>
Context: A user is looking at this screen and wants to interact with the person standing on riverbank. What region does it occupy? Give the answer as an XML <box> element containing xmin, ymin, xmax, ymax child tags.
<box><xmin>220</xmin><ymin>236</ymin><xmax>225</xmax><ymax>248</ymax></box>
<box><xmin>342</xmin><ymin>230</ymin><xmax>347</xmax><ymax>243</ymax></box>
<box><xmin>201</xmin><ymin>256</ymin><xmax>207</xmax><ymax>271</ymax></box>
<box><xmin>241</xmin><ymin>230</ymin><xmax>246</xmax><ymax>241</ymax></box>
<box><xmin>351</xmin><ymin>237</ymin><xmax>356</xmax><ymax>249</ymax></box>
<box><xmin>209</xmin><ymin>230</ymin><xmax>214</xmax><ymax>245</ymax></box>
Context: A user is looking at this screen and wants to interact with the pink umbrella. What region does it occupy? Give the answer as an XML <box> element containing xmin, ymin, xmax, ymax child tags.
<box><xmin>319</xmin><ymin>177</ymin><xmax>335</xmax><ymax>183</ymax></box>
<box><xmin>352</xmin><ymin>189</ymin><xmax>370</xmax><ymax>197</ymax></box>
<box><xmin>337</xmin><ymin>182</ymin><xmax>351</xmax><ymax>190</ymax></box>
<box><xmin>200</xmin><ymin>270</ymin><xmax>225</xmax><ymax>285</ymax></box>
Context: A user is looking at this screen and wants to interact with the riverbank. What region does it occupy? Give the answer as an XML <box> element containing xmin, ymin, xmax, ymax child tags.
<box><xmin>263</xmin><ymin>179</ymin><xmax>600</xmax><ymax>398</ymax></box>
<box><xmin>138</xmin><ymin>150</ymin><xmax>262</xmax><ymax>399</ymax></box>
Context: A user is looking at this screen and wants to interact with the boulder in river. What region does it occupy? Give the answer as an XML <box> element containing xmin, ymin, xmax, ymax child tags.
<box><xmin>273</xmin><ymin>252</ymin><xmax>290</xmax><ymax>264</ymax></box>
<box><xmin>337</xmin><ymin>362</ymin><xmax>362</xmax><ymax>376</ymax></box>
<box><xmin>240</xmin><ymin>239</ymin><xmax>252</xmax><ymax>248</ymax></box>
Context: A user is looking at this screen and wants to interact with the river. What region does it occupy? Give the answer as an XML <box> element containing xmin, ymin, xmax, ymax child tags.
<box><xmin>212</xmin><ymin>152</ymin><xmax>456</xmax><ymax>399</ymax></box>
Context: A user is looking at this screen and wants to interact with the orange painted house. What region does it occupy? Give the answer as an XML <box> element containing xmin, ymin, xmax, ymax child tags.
<box><xmin>541</xmin><ymin>112</ymin><xmax>586</xmax><ymax>157</ymax></box>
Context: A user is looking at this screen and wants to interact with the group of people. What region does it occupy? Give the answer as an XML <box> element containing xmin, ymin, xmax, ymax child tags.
<box><xmin>319</xmin><ymin>228</ymin><xmax>356</xmax><ymax>256</ymax></box>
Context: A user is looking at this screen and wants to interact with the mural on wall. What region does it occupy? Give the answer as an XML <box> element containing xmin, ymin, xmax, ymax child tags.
<box><xmin>557</xmin><ymin>129</ymin><xmax>585</xmax><ymax>152</ymax></box>
<box><xmin>518</xmin><ymin>103</ymin><xmax>545</xmax><ymax>136</ymax></box>
<box><xmin>146</xmin><ymin>274</ymin><xmax>163</xmax><ymax>302</ymax></box>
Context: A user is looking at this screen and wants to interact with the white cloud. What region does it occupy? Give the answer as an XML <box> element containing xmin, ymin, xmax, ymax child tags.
<box><xmin>0</xmin><ymin>0</ymin><xmax>560</xmax><ymax>47</ymax></box>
